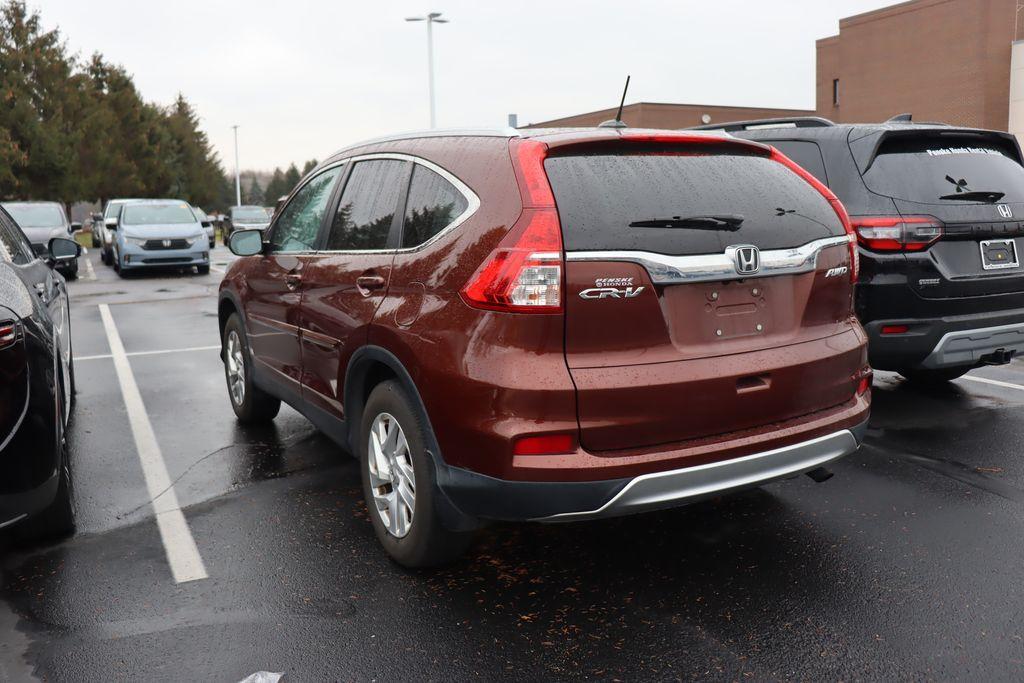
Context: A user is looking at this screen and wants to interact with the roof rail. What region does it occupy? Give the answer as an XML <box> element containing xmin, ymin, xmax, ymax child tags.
<box><xmin>688</xmin><ymin>116</ymin><xmax>836</xmax><ymax>132</ymax></box>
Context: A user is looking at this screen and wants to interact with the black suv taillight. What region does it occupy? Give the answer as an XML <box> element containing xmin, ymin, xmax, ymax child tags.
<box><xmin>851</xmin><ymin>216</ymin><xmax>944</xmax><ymax>253</ymax></box>
<box><xmin>0</xmin><ymin>320</ymin><xmax>18</xmax><ymax>350</ymax></box>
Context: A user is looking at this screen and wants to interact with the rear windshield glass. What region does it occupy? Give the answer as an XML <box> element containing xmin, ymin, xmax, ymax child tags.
<box><xmin>122</xmin><ymin>203</ymin><xmax>196</xmax><ymax>225</ymax></box>
<box><xmin>3</xmin><ymin>203</ymin><xmax>64</xmax><ymax>228</ymax></box>
<box><xmin>862</xmin><ymin>136</ymin><xmax>1024</xmax><ymax>205</ymax></box>
<box><xmin>545</xmin><ymin>147</ymin><xmax>843</xmax><ymax>255</ymax></box>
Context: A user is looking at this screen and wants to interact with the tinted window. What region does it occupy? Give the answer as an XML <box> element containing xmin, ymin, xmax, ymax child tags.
<box><xmin>269</xmin><ymin>166</ymin><xmax>342</xmax><ymax>252</ymax></box>
<box><xmin>326</xmin><ymin>160</ymin><xmax>408</xmax><ymax>251</ymax></box>
<box><xmin>401</xmin><ymin>165</ymin><xmax>468</xmax><ymax>248</ymax></box>
<box><xmin>770</xmin><ymin>140</ymin><xmax>829</xmax><ymax>185</ymax></box>
<box><xmin>861</xmin><ymin>136</ymin><xmax>1024</xmax><ymax>205</ymax></box>
<box><xmin>545</xmin><ymin>147</ymin><xmax>844</xmax><ymax>255</ymax></box>
<box><xmin>0</xmin><ymin>212</ymin><xmax>34</xmax><ymax>265</ymax></box>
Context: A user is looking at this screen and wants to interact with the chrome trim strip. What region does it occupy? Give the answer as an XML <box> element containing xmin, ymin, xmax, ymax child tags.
<box><xmin>539</xmin><ymin>429</ymin><xmax>859</xmax><ymax>522</ymax></box>
<box><xmin>565</xmin><ymin>236</ymin><xmax>850</xmax><ymax>285</ymax></box>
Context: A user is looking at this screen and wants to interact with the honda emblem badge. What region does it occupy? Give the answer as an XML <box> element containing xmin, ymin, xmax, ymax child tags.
<box><xmin>162</xmin><ymin>239</ymin><xmax>172</xmax><ymax>247</ymax></box>
<box><xmin>731</xmin><ymin>245</ymin><xmax>760</xmax><ymax>275</ymax></box>
<box><xmin>998</xmin><ymin>204</ymin><xmax>1013</xmax><ymax>219</ymax></box>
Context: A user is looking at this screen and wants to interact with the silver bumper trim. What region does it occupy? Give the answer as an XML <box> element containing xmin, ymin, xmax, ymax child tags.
<box><xmin>540</xmin><ymin>429</ymin><xmax>859</xmax><ymax>522</ymax></box>
<box><xmin>921</xmin><ymin>321</ymin><xmax>1024</xmax><ymax>369</ymax></box>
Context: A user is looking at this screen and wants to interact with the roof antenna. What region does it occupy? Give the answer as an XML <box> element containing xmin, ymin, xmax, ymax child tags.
<box><xmin>599</xmin><ymin>76</ymin><xmax>631</xmax><ymax>129</ymax></box>
<box><xmin>887</xmin><ymin>113</ymin><xmax>913</xmax><ymax>123</ymax></box>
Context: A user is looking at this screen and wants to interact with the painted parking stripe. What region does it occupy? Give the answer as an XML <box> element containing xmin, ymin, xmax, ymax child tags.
<box><xmin>82</xmin><ymin>251</ymin><xmax>97</xmax><ymax>281</ymax></box>
<box><xmin>76</xmin><ymin>344</ymin><xmax>220</xmax><ymax>362</ymax></box>
<box><xmin>98</xmin><ymin>304</ymin><xmax>209</xmax><ymax>584</ymax></box>
<box><xmin>962</xmin><ymin>375</ymin><xmax>1024</xmax><ymax>392</ymax></box>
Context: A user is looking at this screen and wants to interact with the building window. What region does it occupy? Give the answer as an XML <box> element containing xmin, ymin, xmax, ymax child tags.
<box><xmin>832</xmin><ymin>78</ymin><xmax>840</xmax><ymax>107</ymax></box>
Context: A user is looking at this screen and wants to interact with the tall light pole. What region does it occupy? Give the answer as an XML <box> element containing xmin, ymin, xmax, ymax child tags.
<box><xmin>405</xmin><ymin>12</ymin><xmax>448</xmax><ymax>128</ymax></box>
<box><xmin>232</xmin><ymin>125</ymin><xmax>241</xmax><ymax>206</ymax></box>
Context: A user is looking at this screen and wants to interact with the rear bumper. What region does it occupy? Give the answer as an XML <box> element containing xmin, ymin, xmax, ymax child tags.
<box><xmin>863</xmin><ymin>307</ymin><xmax>1024</xmax><ymax>370</ymax></box>
<box><xmin>435</xmin><ymin>416</ymin><xmax>868</xmax><ymax>523</ymax></box>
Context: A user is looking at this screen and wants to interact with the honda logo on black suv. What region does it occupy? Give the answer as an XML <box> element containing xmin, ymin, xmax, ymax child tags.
<box><xmin>998</xmin><ymin>204</ymin><xmax>1013</xmax><ymax>219</ymax></box>
<box><xmin>731</xmin><ymin>245</ymin><xmax>760</xmax><ymax>274</ymax></box>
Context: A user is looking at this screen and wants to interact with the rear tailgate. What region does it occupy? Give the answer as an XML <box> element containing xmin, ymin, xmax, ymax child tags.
<box><xmin>546</xmin><ymin>142</ymin><xmax>863</xmax><ymax>452</ymax></box>
<box><xmin>852</xmin><ymin>130</ymin><xmax>1024</xmax><ymax>299</ymax></box>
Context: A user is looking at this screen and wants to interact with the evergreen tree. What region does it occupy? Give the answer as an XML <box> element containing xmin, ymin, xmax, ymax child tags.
<box><xmin>283</xmin><ymin>163</ymin><xmax>301</xmax><ymax>191</ymax></box>
<box><xmin>264</xmin><ymin>167</ymin><xmax>288</xmax><ymax>203</ymax></box>
<box><xmin>301</xmin><ymin>158</ymin><xmax>318</xmax><ymax>175</ymax></box>
<box><xmin>244</xmin><ymin>176</ymin><xmax>265</xmax><ymax>206</ymax></box>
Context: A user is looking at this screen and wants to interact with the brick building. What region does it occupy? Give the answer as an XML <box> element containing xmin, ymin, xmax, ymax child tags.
<box><xmin>531</xmin><ymin>0</ymin><xmax>1024</xmax><ymax>139</ymax></box>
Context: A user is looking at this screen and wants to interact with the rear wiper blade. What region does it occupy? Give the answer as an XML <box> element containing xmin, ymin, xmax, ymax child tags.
<box><xmin>938</xmin><ymin>190</ymin><xmax>1005</xmax><ymax>203</ymax></box>
<box><xmin>629</xmin><ymin>214</ymin><xmax>744</xmax><ymax>230</ymax></box>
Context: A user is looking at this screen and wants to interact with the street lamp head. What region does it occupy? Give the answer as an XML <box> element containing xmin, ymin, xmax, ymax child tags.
<box><xmin>405</xmin><ymin>16</ymin><xmax>425</xmax><ymax>21</ymax></box>
<box><xmin>427</xmin><ymin>12</ymin><xmax>443</xmax><ymax>18</ymax></box>
<box><xmin>433</xmin><ymin>18</ymin><xmax>449</xmax><ymax>23</ymax></box>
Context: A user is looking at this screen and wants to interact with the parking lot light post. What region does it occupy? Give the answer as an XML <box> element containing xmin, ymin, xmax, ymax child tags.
<box><xmin>405</xmin><ymin>12</ymin><xmax>448</xmax><ymax>128</ymax></box>
<box><xmin>232</xmin><ymin>125</ymin><xmax>241</xmax><ymax>207</ymax></box>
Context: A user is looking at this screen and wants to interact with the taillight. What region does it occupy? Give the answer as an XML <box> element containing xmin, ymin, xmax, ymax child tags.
<box><xmin>0</xmin><ymin>321</ymin><xmax>17</xmax><ymax>350</ymax></box>
<box><xmin>770</xmin><ymin>148</ymin><xmax>858</xmax><ymax>283</ymax></box>
<box><xmin>461</xmin><ymin>139</ymin><xmax>564</xmax><ymax>313</ymax></box>
<box><xmin>851</xmin><ymin>216</ymin><xmax>943</xmax><ymax>253</ymax></box>
<box><xmin>881</xmin><ymin>324</ymin><xmax>910</xmax><ymax>335</ymax></box>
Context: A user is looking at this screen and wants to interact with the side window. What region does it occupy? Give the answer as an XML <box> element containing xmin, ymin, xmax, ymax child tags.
<box><xmin>771</xmin><ymin>140</ymin><xmax>829</xmax><ymax>186</ymax></box>
<box><xmin>0</xmin><ymin>212</ymin><xmax>35</xmax><ymax>265</ymax></box>
<box><xmin>269</xmin><ymin>166</ymin><xmax>343</xmax><ymax>253</ymax></box>
<box><xmin>401</xmin><ymin>164</ymin><xmax>469</xmax><ymax>248</ymax></box>
<box><xmin>326</xmin><ymin>159</ymin><xmax>409</xmax><ymax>251</ymax></box>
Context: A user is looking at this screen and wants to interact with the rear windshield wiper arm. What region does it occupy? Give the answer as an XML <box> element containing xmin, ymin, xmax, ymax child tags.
<box><xmin>629</xmin><ymin>214</ymin><xmax>744</xmax><ymax>230</ymax></box>
<box><xmin>938</xmin><ymin>190</ymin><xmax>1005</xmax><ymax>203</ymax></box>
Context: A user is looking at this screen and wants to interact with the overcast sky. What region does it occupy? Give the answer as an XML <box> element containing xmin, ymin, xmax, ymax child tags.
<box><xmin>37</xmin><ymin>0</ymin><xmax>895</xmax><ymax>171</ymax></box>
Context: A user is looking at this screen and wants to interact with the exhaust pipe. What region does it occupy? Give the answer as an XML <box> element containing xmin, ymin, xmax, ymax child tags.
<box><xmin>805</xmin><ymin>467</ymin><xmax>834</xmax><ymax>483</ymax></box>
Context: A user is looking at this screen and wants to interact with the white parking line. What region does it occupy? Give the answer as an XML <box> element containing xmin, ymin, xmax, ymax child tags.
<box><xmin>82</xmin><ymin>251</ymin><xmax>97</xmax><ymax>281</ymax></box>
<box><xmin>98</xmin><ymin>304</ymin><xmax>209</xmax><ymax>584</ymax></box>
<box><xmin>209</xmin><ymin>264</ymin><xmax>225</xmax><ymax>274</ymax></box>
<box><xmin>76</xmin><ymin>344</ymin><xmax>220</xmax><ymax>362</ymax></box>
<box><xmin>962</xmin><ymin>375</ymin><xmax>1024</xmax><ymax>392</ymax></box>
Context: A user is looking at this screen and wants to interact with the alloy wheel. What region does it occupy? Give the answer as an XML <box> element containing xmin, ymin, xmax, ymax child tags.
<box><xmin>225</xmin><ymin>330</ymin><xmax>246</xmax><ymax>406</ymax></box>
<box><xmin>367</xmin><ymin>412</ymin><xmax>416</xmax><ymax>538</ymax></box>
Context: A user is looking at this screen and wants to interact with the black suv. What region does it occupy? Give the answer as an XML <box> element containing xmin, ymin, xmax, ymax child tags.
<box><xmin>696</xmin><ymin>116</ymin><xmax>1024</xmax><ymax>382</ymax></box>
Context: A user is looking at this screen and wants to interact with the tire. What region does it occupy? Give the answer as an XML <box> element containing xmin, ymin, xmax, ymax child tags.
<box><xmin>101</xmin><ymin>249</ymin><xmax>111</xmax><ymax>266</ymax></box>
<box><xmin>197</xmin><ymin>265</ymin><xmax>210</xmax><ymax>275</ymax></box>
<box><xmin>360</xmin><ymin>380</ymin><xmax>474</xmax><ymax>567</ymax></box>
<box><xmin>63</xmin><ymin>261</ymin><xmax>79</xmax><ymax>281</ymax></box>
<box><xmin>900</xmin><ymin>366</ymin><xmax>973</xmax><ymax>384</ymax></box>
<box><xmin>222</xmin><ymin>313</ymin><xmax>280</xmax><ymax>423</ymax></box>
<box><xmin>91</xmin><ymin>235</ymin><xmax>100</xmax><ymax>248</ymax></box>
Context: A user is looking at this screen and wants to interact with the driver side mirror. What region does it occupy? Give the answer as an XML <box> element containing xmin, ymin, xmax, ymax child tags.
<box><xmin>228</xmin><ymin>229</ymin><xmax>264</xmax><ymax>257</ymax></box>
<box><xmin>104</xmin><ymin>217</ymin><xmax>118</xmax><ymax>230</ymax></box>
<box><xmin>70</xmin><ymin>221</ymin><xmax>82</xmax><ymax>232</ymax></box>
<box><xmin>91</xmin><ymin>213</ymin><xmax>103</xmax><ymax>222</ymax></box>
<box><xmin>48</xmin><ymin>237</ymin><xmax>81</xmax><ymax>264</ymax></box>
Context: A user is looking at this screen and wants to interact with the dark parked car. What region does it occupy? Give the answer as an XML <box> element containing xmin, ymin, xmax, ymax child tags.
<box><xmin>222</xmin><ymin>205</ymin><xmax>271</xmax><ymax>242</ymax></box>
<box><xmin>0</xmin><ymin>205</ymin><xmax>79</xmax><ymax>541</ymax></box>
<box><xmin>707</xmin><ymin>116</ymin><xmax>1024</xmax><ymax>383</ymax></box>
<box><xmin>218</xmin><ymin>128</ymin><xmax>871</xmax><ymax>566</ymax></box>
<box><xmin>2</xmin><ymin>201</ymin><xmax>80</xmax><ymax>280</ymax></box>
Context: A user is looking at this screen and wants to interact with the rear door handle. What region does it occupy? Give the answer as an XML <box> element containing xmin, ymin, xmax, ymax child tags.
<box><xmin>356</xmin><ymin>275</ymin><xmax>386</xmax><ymax>294</ymax></box>
<box><xmin>285</xmin><ymin>273</ymin><xmax>303</xmax><ymax>290</ymax></box>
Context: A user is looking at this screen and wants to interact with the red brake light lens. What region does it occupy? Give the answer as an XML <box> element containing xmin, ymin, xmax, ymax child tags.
<box><xmin>513</xmin><ymin>434</ymin><xmax>576</xmax><ymax>456</ymax></box>
<box><xmin>881</xmin><ymin>324</ymin><xmax>910</xmax><ymax>335</ymax></box>
<box><xmin>461</xmin><ymin>139</ymin><xmax>564</xmax><ymax>313</ymax></box>
<box><xmin>770</xmin><ymin>148</ymin><xmax>858</xmax><ymax>283</ymax></box>
<box><xmin>0</xmin><ymin>321</ymin><xmax>17</xmax><ymax>350</ymax></box>
<box><xmin>851</xmin><ymin>216</ymin><xmax>944</xmax><ymax>253</ymax></box>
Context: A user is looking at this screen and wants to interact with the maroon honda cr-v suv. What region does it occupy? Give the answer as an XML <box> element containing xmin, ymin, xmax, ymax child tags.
<box><xmin>218</xmin><ymin>128</ymin><xmax>871</xmax><ymax>566</ymax></box>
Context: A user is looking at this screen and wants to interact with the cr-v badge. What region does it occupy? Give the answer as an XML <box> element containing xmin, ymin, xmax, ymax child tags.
<box><xmin>580</xmin><ymin>277</ymin><xmax>645</xmax><ymax>300</ymax></box>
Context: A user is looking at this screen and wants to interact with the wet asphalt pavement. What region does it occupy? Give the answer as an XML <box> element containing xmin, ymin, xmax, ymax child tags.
<box><xmin>4</xmin><ymin>247</ymin><xmax>1024</xmax><ymax>681</ymax></box>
